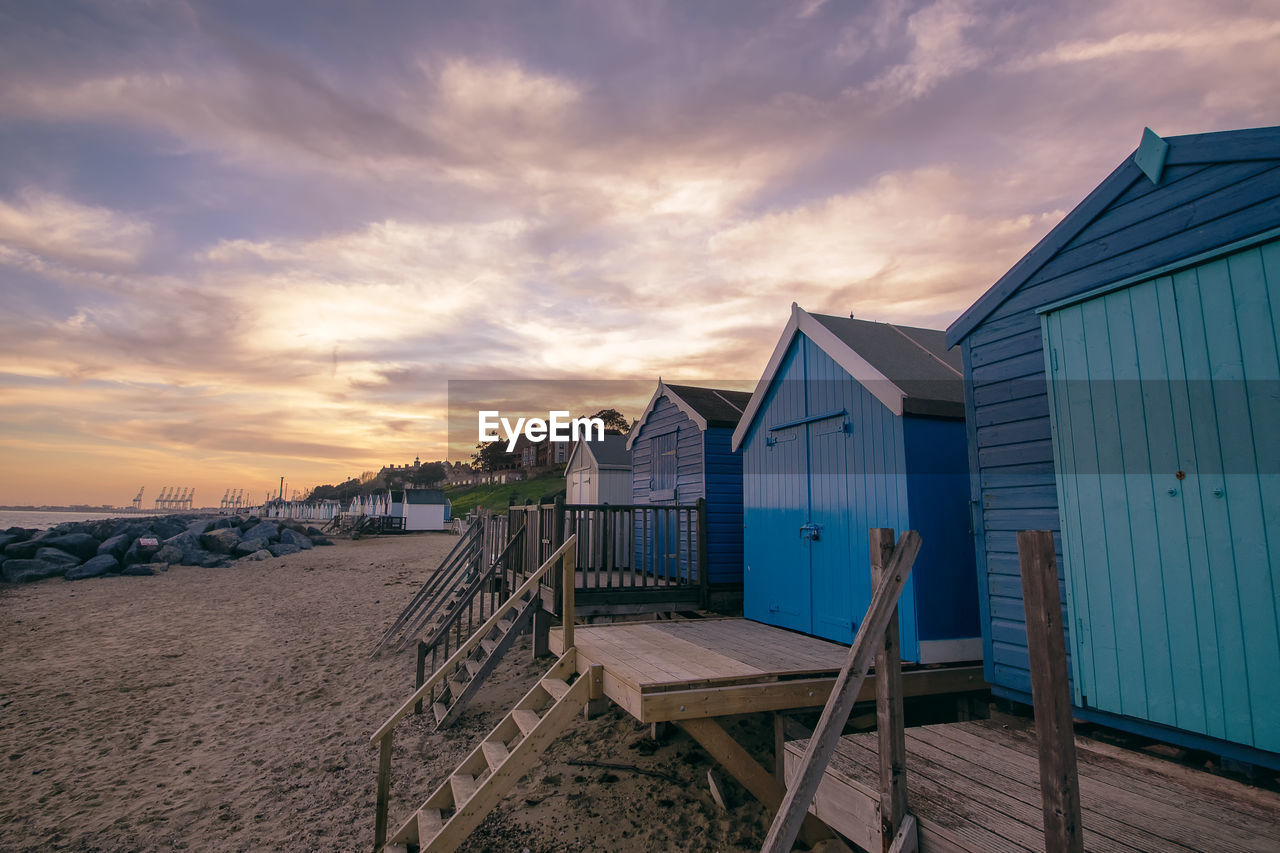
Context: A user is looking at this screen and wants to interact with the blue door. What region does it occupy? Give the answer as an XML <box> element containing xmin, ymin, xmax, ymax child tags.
<box><xmin>808</xmin><ymin>413</ymin><xmax>857</xmax><ymax>643</ymax></box>
<box><xmin>1043</xmin><ymin>236</ymin><xmax>1280</xmax><ymax>752</ymax></box>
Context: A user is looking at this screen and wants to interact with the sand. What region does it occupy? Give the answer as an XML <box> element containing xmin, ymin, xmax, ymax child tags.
<box><xmin>0</xmin><ymin>533</ymin><xmax>773</xmax><ymax>852</ymax></box>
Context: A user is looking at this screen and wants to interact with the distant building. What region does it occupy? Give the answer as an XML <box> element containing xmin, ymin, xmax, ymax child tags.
<box><xmin>403</xmin><ymin>489</ymin><xmax>451</xmax><ymax>531</ymax></box>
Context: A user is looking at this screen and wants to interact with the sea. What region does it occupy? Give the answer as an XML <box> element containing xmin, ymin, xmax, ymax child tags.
<box><xmin>0</xmin><ymin>510</ymin><xmax>165</xmax><ymax>531</ymax></box>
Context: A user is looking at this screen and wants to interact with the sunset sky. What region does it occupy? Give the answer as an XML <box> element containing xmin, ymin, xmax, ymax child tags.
<box><xmin>1</xmin><ymin>0</ymin><xmax>1277</xmax><ymax>506</ymax></box>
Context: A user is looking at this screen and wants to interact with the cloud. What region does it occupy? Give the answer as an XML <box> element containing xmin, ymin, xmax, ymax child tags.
<box><xmin>868</xmin><ymin>0</ymin><xmax>988</xmax><ymax>99</ymax></box>
<box><xmin>0</xmin><ymin>189</ymin><xmax>152</xmax><ymax>269</ymax></box>
<box><xmin>1005</xmin><ymin>18</ymin><xmax>1280</xmax><ymax>71</ymax></box>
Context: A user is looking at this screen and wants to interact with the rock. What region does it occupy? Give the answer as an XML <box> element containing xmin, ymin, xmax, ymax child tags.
<box><xmin>278</xmin><ymin>528</ymin><xmax>313</xmax><ymax>550</ymax></box>
<box><xmin>196</xmin><ymin>552</ymin><xmax>227</xmax><ymax>568</ymax></box>
<box><xmin>97</xmin><ymin>533</ymin><xmax>130</xmax><ymax>559</ymax></box>
<box><xmin>233</xmin><ymin>538</ymin><xmax>269</xmax><ymax>557</ymax></box>
<box><xmin>150</xmin><ymin>519</ymin><xmax>184</xmax><ymax>540</ymax></box>
<box><xmin>241</xmin><ymin>549</ymin><xmax>272</xmax><ymax>562</ymax></box>
<box><xmin>305</xmin><ymin>526</ymin><xmax>325</xmax><ymax>537</ymax></box>
<box><xmin>153</xmin><ymin>544</ymin><xmax>184</xmax><ymax>565</ymax></box>
<box><xmin>161</xmin><ymin>532</ymin><xmax>202</xmax><ymax>561</ymax></box>
<box><xmin>123</xmin><ymin>535</ymin><xmax>162</xmax><ymax>567</ymax></box>
<box><xmin>200</xmin><ymin>528</ymin><xmax>241</xmax><ymax>554</ymax></box>
<box><xmin>4</xmin><ymin>526</ymin><xmax>32</xmax><ymax>539</ymax></box>
<box><xmin>310</xmin><ymin>536</ymin><xmax>334</xmax><ymax>546</ymax></box>
<box><xmin>34</xmin><ymin>547</ymin><xmax>81</xmax><ymax>569</ymax></box>
<box><xmin>212</xmin><ymin>517</ymin><xmax>237</xmax><ymax>530</ymax></box>
<box><xmin>186</xmin><ymin>519</ymin><xmax>215</xmax><ymax>537</ymax></box>
<box><xmin>0</xmin><ymin>534</ymin><xmax>18</xmax><ymax>551</ymax></box>
<box><xmin>268</xmin><ymin>543</ymin><xmax>301</xmax><ymax>557</ymax></box>
<box><xmin>4</xmin><ymin>538</ymin><xmax>48</xmax><ymax>560</ymax></box>
<box><xmin>66</xmin><ymin>554</ymin><xmax>119</xmax><ymax>580</ymax></box>
<box><xmin>121</xmin><ymin>563</ymin><xmax>157</xmax><ymax>576</ymax></box>
<box><xmin>241</xmin><ymin>521</ymin><xmax>280</xmax><ymax>543</ymax></box>
<box><xmin>42</xmin><ymin>533</ymin><xmax>100</xmax><ymax>561</ymax></box>
<box><xmin>2</xmin><ymin>558</ymin><xmax>65</xmax><ymax>584</ymax></box>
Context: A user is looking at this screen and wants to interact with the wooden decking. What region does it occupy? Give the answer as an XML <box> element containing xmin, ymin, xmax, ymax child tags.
<box><xmin>784</xmin><ymin>718</ymin><xmax>1280</xmax><ymax>853</ymax></box>
<box><xmin>549</xmin><ymin>618</ymin><xmax>984</xmax><ymax>723</ymax></box>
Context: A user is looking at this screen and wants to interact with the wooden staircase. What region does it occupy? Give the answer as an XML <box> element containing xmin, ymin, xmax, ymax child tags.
<box><xmin>372</xmin><ymin>522</ymin><xmax>483</xmax><ymax>656</ymax></box>
<box><xmin>382</xmin><ymin>649</ymin><xmax>598</xmax><ymax>852</ymax></box>
<box><xmin>372</xmin><ymin>535</ymin><xmax>581</xmax><ymax>852</ymax></box>
<box><xmin>427</xmin><ymin>583</ymin><xmax>539</xmax><ymax>730</ymax></box>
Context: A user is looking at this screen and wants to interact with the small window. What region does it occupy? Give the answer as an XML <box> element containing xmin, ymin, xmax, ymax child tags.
<box><xmin>651</xmin><ymin>431</ymin><xmax>677</xmax><ymax>497</ymax></box>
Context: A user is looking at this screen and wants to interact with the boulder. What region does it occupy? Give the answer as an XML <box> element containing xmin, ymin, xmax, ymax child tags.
<box><xmin>233</xmin><ymin>538</ymin><xmax>269</xmax><ymax>557</ymax></box>
<box><xmin>153</xmin><ymin>544</ymin><xmax>184</xmax><ymax>565</ymax></box>
<box><xmin>150</xmin><ymin>519</ymin><xmax>184</xmax><ymax>540</ymax></box>
<box><xmin>241</xmin><ymin>521</ymin><xmax>280</xmax><ymax>543</ymax></box>
<box><xmin>200</xmin><ymin>528</ymin><xmax>241</xmax><ymax>554</ymax></box>
<box><xmin>278</xmin><ymin>528</ymin><xmax>313</xmax><ymax>550</ymax></box>
<box><xmin>34</xmin><ymin>547</ymin><xmax>81</xmax><ymax>569</ymax></box>
<box><xmin>241</xmin><ymin>549</ymin><xmax>272</xmax><ymax>562</ymax></box>
<box><xmin>66</xmin><ymin>554</ymin><xmax>119</xmax><ymax>580</ymax></box>
<box><xmin>97</xmin><ymin>533</ymin><xmax>130</xmax><ymax>559</ymax></box>
<box><xmin>4</xmin><ymin>538</ymin><xmax>48</xmax><ymax>560</ymax></box>
<box><xmin>2</xmin><ymin>558</ymin><xmax>65</xmax><ymax>584</ymax></box>
<box><xmin>305</xmin><ymin>526</ymin><xmax>325</xmax><ymax>537</ymax></box>
<box><xmin>196</xmin><ymin>552</ymin><xmax>227</xmax><ymax>568</ymax></box>
<box><xmin>311</xmin><ymin>536</ymin><xmax>334</xmax><ymax>546</ymax></box>
<box><xmin>121</xmin><ymin>563</ymin><xmax>157</xmax><ymax>576</ymax></box>
<box><xmin>123</xmin><ymin>535</ymin><xmax>162</xmax><ymax>567</ymax></box>
<box><xmin>161</xmin><ymin>532</ymin><xmax>202</xmax><ymax>562</ymax></box>
<box><xmin>4</xmin><ymin>526</ymin><xmax>32</xmax><ymax>539</ymax></box>
<box><xmin>268</xmin><ymin>543</ymin><xmax>301</xmax><ymax>557</ymax></box>
<box><xmin>0</xmin><ymin>534</ymin><xmax>18</xmax><ymax>551</ymax></box>
<box><xmin>212</xmin><ymin>517</ymin><xmax>237</xmax><ymax>530</ymax></box>
<box><xmin>186</xmin><ymin>519</ymin><xmax>215</xmax><ymax>537</ymax></box>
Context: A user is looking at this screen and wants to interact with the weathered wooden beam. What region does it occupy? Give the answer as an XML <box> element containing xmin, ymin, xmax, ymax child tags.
<box><xmin>871</xmin><ymin>528</ymin><xmax>908</xmax><ymax>853</ymax></box>
<box><xmin>561</xmin><ymin>540</ymin><xmax>576</xmax><ymax>650</ymax></box>
<box><xmin>761</xmin><ymin>530</ymin><xmax>920</xmax><ymax>853</ymax></box>
<box><xmin>374</xmin><ymin>732</ymin><xmax>392</xmax><ymax>851</ymax></box>
<box><xmin>1017</xmin><ymin>529</ymin><xmax>1084</xmax><ymax>853</ymax></box>
<box><xmin>677</xmin><ymin>718</ymin><xmax>832</xmax><ymax>847</ymax></box>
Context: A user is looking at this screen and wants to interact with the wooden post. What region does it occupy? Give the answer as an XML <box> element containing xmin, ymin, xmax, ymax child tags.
<box><xmin>762</xmin><ymin>530</ymin><xmax>921</xmax><ymax>853</ymax></box>
<box><xmin>773</xmin><ymin>711</ymin><xmax>787</xmax><ymax>783</ymax></box>
<box><xmin>696</xmin><ymin>497</ymin><xmax>709</xmax><ymax>609</ymax></box>
<box><xmin>1017</xmin><ymin>530</ymin><xmax>1084</xmax><ymax>853</ymax></box>
<box><xmin>413</xmin><ymin>641</ymin><xmax>427</xmax><ymax>716</ymax></box>
<box><xmin>374</xmin><ymin>731</ymin><xmax>392</xmax><ymax>851</ymax></box>
<box><xmin>531</xmin><ymin>607</ymin><xmax>550</xmax><ymax>659</ymax></box>
<box><xmin>871</xmin><ymin>528</ymin><xmax>908</xmax><ymax>852</ymax></box>
<box><xmin>561</xmin><ymin>539</ymin><xmax>576</xmax><ymax>651</ymax></box>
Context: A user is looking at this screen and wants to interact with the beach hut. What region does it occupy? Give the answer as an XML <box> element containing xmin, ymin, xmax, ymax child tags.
<box><xmin>626</xmin><ymin>381</ymin><xmax>751</xmax><ymax>597</ymax></box>
<box><xmin>731</xmin><ymin>306</ymin><xmax>980</xmax><ymax>660</ymax></box>
<box><xmin>403</xmin><ymin>489</ymin><xmax>451</xmax><ymax>531</ymax></box>
<box><xmin>564</xmin><ymin>433</ymin><xmax>631</xmax><ymax>505</ymax></box>
<box><xmin>947</xmin><ymin>125</ymin><xmax>1280</xmax><ymax>764</ymax></box>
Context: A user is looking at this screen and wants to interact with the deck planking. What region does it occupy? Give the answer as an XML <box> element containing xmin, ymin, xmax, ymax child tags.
<box><xmin>549</xmin><ymin>618</ymin><xmax>985</xmax><ymax>723</ymax></box>
<box><xmin>785</xmin><ymin>718</ymin><xmax>1280</xmax><ymax>853</ymax></box>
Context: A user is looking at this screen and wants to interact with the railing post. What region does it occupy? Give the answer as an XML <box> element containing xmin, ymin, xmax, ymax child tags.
<box><xmin>374</xmin><ymin>732</ymin><xmax>392</xmax><ymax>851</ymax></box>
<box><xmin>871</xmin><ymin>528</ymin><xmax>908</xmax><ymax>851</ymax></box>
<box><xmin>414</xmin><ymin>641</ymin><xmax>427</xmax><ymax>716</ymax></box>
<box><xmin>696</xmin><ymin>497</ymin><xmax>709</xmax><ymax>608</ymax></box>
<box><xmin>561</xmin><ymin>539</ymin><xmax>576</xmax><ymax>650</ymax></box>
<box><xmin>1017</xmin><ymin>530</ymin><xmax>1084</xmax><ymax>853</ymax></box>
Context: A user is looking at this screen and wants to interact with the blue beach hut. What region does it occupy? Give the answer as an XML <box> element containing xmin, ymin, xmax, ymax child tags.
<box><xmin>947</xmin><ymin>125</ymin><xmax>1280</xmax><ymax>765</ymax></box>
<box><xmin>627</xmin><ymin>381</ymin><xmax>750</xmax><ymax>603</ymax></box>
<box><xmin>732</xmin><ymin>306</ymin><xmax>980</xmax><ymax>661</ymax></box>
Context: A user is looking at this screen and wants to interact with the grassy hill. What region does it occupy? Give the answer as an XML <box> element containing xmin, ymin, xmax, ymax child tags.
<box><xmin>444</xmin><ymin>472</ymin><xmax>566</xmax><ymax>517</ymax></box>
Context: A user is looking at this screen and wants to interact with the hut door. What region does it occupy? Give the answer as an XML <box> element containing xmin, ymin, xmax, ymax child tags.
<box><xmin>1042</xmin><ymin>238</ymin><xmax>1280</xmax><ymax>753</ymax></box>
<box><xmin>807</xmin><ymin>414</ymin><xmax>856</xmax><ymax>643</ymax></box>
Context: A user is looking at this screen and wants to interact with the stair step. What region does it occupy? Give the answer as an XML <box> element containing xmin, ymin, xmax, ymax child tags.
<box><xmin>449</xmin><ymin>773</ymin><xmax>478</xmax><ymax>806</ymax></box>
<box><xmin>449</xmin><ymin>676</ymin><xmax>469</xmax><ymax>696</ymax></box>
<box><xmin>465</xmin><ymin>659</ymin><xmax>484</xmax><ymax>677</ymax></box>
<box><xmin>496</xmin><ymin>619</ymin><xmax>514</xmax><ymax>634</ymax></box>
<box><xmin>415</xmin><ymin>808</ymin><xmax>444</xmax><ymax>842</ymax></box>
<box><xmin>432</xmin><ymin>701</ymin><xmax>449</xmax><ymax>724</ymax></box>
<box><xmin>512</xmin><ymin>709</ymin><xmax>541</xmax><ymax>736</ymax></box>
<box><xmin>480</xmin><ymin>639</ymin><xmax>498</xmax><ymax>655</ymax></box>
<box><xmin>540</xmin><ymin>677</ymin><xmax>571</xmax><ymax>702</ymax></box>
<box><xmin>480</xmin><ymin>740</ymin><xmax>509</xmax><ymax>771</ymax></box>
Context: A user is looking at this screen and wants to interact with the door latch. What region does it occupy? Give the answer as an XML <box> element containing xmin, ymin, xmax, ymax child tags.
<box><xmin>800</xmin><ymin>523</ymin><xmax>822</xmax><ymax>542</ymax></box>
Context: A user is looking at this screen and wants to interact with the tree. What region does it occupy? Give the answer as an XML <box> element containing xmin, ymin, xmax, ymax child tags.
<box><xmin>472</xmin><ymin>441</ymin><xmax>509</xmax><ymax>472</ymax></box>
<box><xmin>588</xmin><ymin>408</ymin><xmax>631</xmax><ymax>433</ymax></box>
<box><xmin>411</xmin><ymin>461</ymin><xmax>447</xmax><ymax>486</ymax></box>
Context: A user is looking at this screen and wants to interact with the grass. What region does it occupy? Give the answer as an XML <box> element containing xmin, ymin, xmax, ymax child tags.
<box><xmin>444</xmin><ymin>472</ymin><xmax>566</xmax><ymax>516</ymax></box>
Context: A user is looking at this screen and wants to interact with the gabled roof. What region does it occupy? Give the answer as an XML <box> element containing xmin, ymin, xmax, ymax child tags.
<box><xmin>732</xmin><ymin>305</ymin><xmax>964</xmax><ymax>450</ymax></box>
<box><xmin>565</xmin><ymin>432</ymin><xmax>631</xmax><ymax>471</ymax></box>
<box><xmin>405</xmin><ymin>488</ymin><xmax>450</xmax><ymax>505</ymax></box>
<box><xmin>625</xmin><ymin>381</ymin><xmax>751</xmax><ymax>450</ymax></box>
<box><xmin>947</xmin><ymin>124</ymin><xmax>1280</xmax><ymax>347</ymax></box>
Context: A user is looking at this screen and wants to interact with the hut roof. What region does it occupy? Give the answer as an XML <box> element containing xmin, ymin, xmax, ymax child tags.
<box><xmin>565</xmin><ymin>432</ymin><xmax>631</xmax><ymax>471</ymax></box>
<box><xmin>626</xmin><ymin>381</ymin><xmax>751</xmax><ymax>450</ymax></box>
<box><xmin>732</xmin><ymin>305</ymin><xmax>964</xmax><ymax>450</ymax></box>
<box><xmin>947</xmin><ymin>124</ymin><xmax>1280</xmax><ymax>346</ymax></box>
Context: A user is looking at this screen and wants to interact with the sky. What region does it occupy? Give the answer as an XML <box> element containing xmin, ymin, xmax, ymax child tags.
<box><xmin>0</xmin><ymin>0</ymin><xmax>1277</xmax><ymax>507</ymax></box>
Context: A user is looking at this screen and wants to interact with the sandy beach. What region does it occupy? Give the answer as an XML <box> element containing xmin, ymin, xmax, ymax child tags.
<box><xmin>1</xmin><ymin>533</ymin><xmax>772</xmax><ymax>852</ymax></box>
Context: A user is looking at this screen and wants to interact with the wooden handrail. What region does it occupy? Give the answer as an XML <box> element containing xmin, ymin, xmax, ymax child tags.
<box><xmin>761</xmin><ymin>530</ymin><xmax>921</xmax><ymax>853</ymax></box>
<box><xmin>370</xmin><ymin>533</ymin><xmax>578</xmax><ymax>745</ymax></box>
